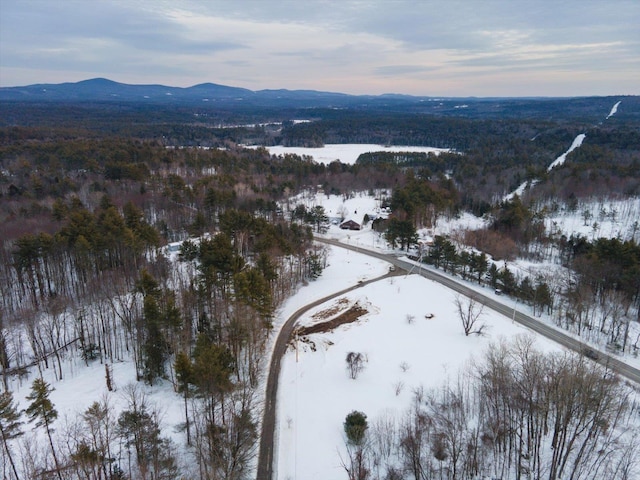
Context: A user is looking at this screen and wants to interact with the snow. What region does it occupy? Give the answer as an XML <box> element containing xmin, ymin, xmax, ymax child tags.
<box><xmin>546</xmin><ymin>133</ymin><xmax>586</xmax><ymax>172</ymax></box>
<box><xmin>503</xmin><ymin>179</ymin><xmax>539</xmax><ymax>202</ymax></box>
<box><xmin>246</xmin><ymin>144</ymin><xmax>450</xmax><ymax>165</ymax></box>
<box><xmin>606</xmin><ymin>100</ymin><xmax>621</xmax><ymax>119</ymax></box>
<box><xmin>270</xmin><ymin>247</ymin><xmax>392</xmax><ymax>333</ymax></box>
<box><xmin>287</xmin><ymin>189</ymin><xmax>387</xmax><ymax>226</ymax></box>
<box><xmin>543</xmin><ymin>196</ymin><xmax>640</xmax><ymax>242</ymax></box>
<box><xmin>503</xmin><ymin>133</ymin><xmax>586</xmax><ymax>201</ymax></box>
<box><xmin>271</xmin><ymin>190</ymin><xmax>640</xmax><ymax>478</ymax></box>
<box><xmin>275</xmin><ymin>249</ymin><xmax>562</xmax><ymax>480</ymax></box>
<box><xmin>6</xmin><ymin>187</ymin><xmax>639</xmax><ymax>479</ymax></box>
<box><xmin>9</xmin><ymin>351</ymin><xmax>192</xmax><ymax>472</ymax></box>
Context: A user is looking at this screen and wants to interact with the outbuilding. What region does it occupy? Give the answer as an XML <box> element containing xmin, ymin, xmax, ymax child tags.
<box><xmin>339</xmin><ymin>219</ymin><xmax>361</xmax><ymax>230</ymax></box>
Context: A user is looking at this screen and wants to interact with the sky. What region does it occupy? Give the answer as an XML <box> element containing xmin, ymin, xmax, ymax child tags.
<box><xmin>1</xmin><ymin>0</ymin><xmax>639</xmax><ymax>97</ymax></box>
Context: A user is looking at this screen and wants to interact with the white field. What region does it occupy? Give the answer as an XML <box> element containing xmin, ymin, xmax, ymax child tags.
<box><xmin>275</xmin><ymin>190</ymin><xmax>640</xmax><ymax>479</ymax></box>
<box><xmin>286</xmin><ymin>190</ymin><xmax>640</xmax><ymax>366</ymax></box>
<box><xmin>246</xmin><ymin>144</ymin><xmax>450</xmax><ymax>165</ymax></box>
<box><xmin>275</xmin><ymin>254</ymin><xmax>562</xmax><ymax>480</ymax></box>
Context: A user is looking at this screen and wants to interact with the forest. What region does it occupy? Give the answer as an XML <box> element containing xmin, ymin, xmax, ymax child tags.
<box><xmin>1</xmin><ymin>94</ymin><xmax>639</xmax><ymax>479</ymax></box>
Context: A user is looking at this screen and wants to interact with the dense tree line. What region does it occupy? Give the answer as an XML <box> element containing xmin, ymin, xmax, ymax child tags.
<box><xmin>556</xmin><ymin>235</ymin><xmax>640</xmax><ymax>351</ymax></box>
<box><xmin>0</xmin><ymin>130</ymin><xmax>335</xmax><ymax>478</ymax></box>
<box><xmin>422</xmin><ymin>235</ymin><xmax>554</xmax><ymax>317</ymax></box>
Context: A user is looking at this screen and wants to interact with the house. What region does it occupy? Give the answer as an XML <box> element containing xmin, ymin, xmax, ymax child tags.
<box><xmin>340</xmin><ymin>219</ymin><xmax>361</xmax><ymax>230</ymax></box>
<box><xmin>167</xmin><ymin>242</ymin><xmax>182</xmax><ymax>253</ymax></box>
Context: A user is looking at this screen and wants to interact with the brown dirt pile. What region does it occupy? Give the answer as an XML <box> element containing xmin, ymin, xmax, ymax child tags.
<box><xmin>296</xmin><ymin>303</ymin><xmax>368</xmax><ymax>336</ymax></box>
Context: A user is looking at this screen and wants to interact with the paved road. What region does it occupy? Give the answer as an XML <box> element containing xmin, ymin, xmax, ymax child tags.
<box><xmin>318</xmin><ymin>237</ymin><xmax>640</xmax><ymax>385</ymax></box>
<box><xmin>256</xmin><ymin>238</ymin><xmax>640</xmax><ymax>480</ymax></box>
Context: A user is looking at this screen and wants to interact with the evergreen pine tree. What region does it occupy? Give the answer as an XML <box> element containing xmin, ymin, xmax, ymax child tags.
<box><xmin>0</xmin><ymin>391</ymin><xmax>23</xmax><ymax>480</ymax></box>
<box><xmin>25</xmin><ymin>378</ymin><xmax>63</xmax><ymax>480</ymax></box>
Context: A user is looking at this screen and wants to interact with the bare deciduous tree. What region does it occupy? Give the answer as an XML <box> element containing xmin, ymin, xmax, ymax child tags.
<box><xmin>346</xmin><ymin>352</ymin><xmax>367</xmax><ymax>380</ymax></box>
<box><xmin>454</xmin><ymin>295</ymin><xmax>486</xmax><ymax>336</ymax></box>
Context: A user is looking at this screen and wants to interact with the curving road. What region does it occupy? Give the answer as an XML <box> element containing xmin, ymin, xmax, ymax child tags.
<box><xmin>256</xmin><ymin>266</ymin><xmax>402</xmax><ymax>480</ymax></box>
<box><xmin>317</xmin><ymin>238</ymin><xmax>640</xmax><ymax>385</ymax></box>
<box><xmin>318</xmin><ymin>238</ymin><xmax>640</xmax><ymax>385</ymax></box>
<box><xmin>256</xmin><ymin>237</ymin><xmax>640</xmax><ymax>480</ymax></box>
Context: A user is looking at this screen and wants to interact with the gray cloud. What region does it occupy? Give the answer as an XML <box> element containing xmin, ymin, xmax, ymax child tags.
<box><xmin>374</xmin><ymin>65</ymin><xmax>441</xmax><ymax>76</ymax></box>
<box><xmin>1</xmin><ymin>0</ymin><xmax>638</xmax><ymax>96</ymax></box>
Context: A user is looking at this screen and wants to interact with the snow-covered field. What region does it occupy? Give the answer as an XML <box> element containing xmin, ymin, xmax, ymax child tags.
<box><xmin>274</xmin><ymin>189</ymin><xmax>640</xmax><ymax>479</ymax></box>
<box><xmin>246</xmin><ymin>144</ymin><xmax>450</xmax><ymax>165</ymax></box>
<box><xmin>275</xmin><ymin>253</ymin><xmax>562</xmax><ymax>479</ymax></box>
<box><xmin>320</xmin><ymin>191</ymin><xmax>640</xmax><ymax>354</ymax></box>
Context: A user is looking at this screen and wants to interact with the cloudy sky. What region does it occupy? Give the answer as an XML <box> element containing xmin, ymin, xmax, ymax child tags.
<box><xmin>1</xmin><ymin>0</ymin><xmax>638</xmax><ymax>96</ymax></box>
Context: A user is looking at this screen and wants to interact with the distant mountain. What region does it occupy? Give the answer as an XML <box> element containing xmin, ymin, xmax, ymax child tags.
<box><xmin>1</xmin><ymin>78</ymin><xmax>446</xmax><ymax>110</ymax></box>
<box><xmin>0</xmin><ymin>78</ymin><xmax>255</xmax><ymax>102</ymax></box>
<box><xmin>1</xmin><ymin>78</ymin><xmax>635</xmax><ymax>121</ymax></box>
<box><xmin>0</xmin><ymin>77</ymin><xmax>386</xmax><ymax>106</ymax></box>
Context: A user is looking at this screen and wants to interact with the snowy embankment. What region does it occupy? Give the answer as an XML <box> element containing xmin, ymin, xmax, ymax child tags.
<box><xmin>245</xmin><ymin>144</ymin><xmax>450</xmax><ymax>165</ymax></box>
<box><xmin>266</xmin><ymin>242</ymin><xmax>392</xmax><ymax>357</ymax></box>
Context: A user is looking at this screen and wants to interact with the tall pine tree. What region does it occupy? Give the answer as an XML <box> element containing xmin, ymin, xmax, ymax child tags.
<box><xmin>0</xmin><ymin>391</ymin><xmax>23</xmax><ymax>480</ymax></box>
<box><xmin>25</xmin><ymin>378</ymin><xmax>62</xmax><ymax>480</ymax></box>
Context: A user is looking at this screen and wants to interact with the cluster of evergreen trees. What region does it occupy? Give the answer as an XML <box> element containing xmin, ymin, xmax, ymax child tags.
<box><xmin>0</xmin><ymin>134</ymin><xmax>335</xmax><ymax>478</ymax></box>
<box><xmin>7</xmin><ymin>197</ymin><xmax>158</xmax><ymax>312</ymax></box>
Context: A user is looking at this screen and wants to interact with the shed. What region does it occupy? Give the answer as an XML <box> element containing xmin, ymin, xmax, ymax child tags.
<box><xmin>339</xmin><ymin>220</ymin><xmax>361</xmax><ymax>230</ymax></box>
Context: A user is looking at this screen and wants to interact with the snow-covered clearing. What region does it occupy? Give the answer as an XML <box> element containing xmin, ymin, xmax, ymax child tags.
<box><xmin>606</xmin><ymin>100</ymin><xmax>622</xmax><ymax>119</ymax></box>
<box><xmin>246</xmin><ymin>144</ymin><xmax>450</xmax><ymax>165</ymax></box>
<box><xmin>546</xmin><ymin>134</ymin><xmax>586</xmax><ymax>172</ymax></box>
<box><xmin>274</xmin><ymin>191</ymin><xmax>640</xmax><ymax>479</ymax></box>
<box><xmin>542</xmin><ymin>196</ymin><xmax>640</xmax><ymax>242</ymax></box>
<box><xmin>276</xmin><ymin>250</ymin><xmax>560</xmax><ymax>480</ymax></box>
<box><xmin>8</xmin><ymin>342</ymin><xmax>193</xmax><ymax>471</ymax></box>
<box><xmin>504</xmin><ymin>133</ymin><xmax>586</xmax><ymax>201</ymax></box>
<box><xmin>310</xmin><ymin>190</ymin><xmax>640</xmax><ymax>363</ymax></box>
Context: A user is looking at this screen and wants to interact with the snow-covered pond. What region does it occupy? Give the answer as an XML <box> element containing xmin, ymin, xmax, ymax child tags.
<box><xmin>245</xmin><ymin>144</ymin><xmax>450</xmax><ymax>165</ymax></box>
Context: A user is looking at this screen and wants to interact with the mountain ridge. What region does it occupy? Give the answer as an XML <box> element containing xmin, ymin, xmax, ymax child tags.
<box><xmin>0</xmin><ymin>77</ymin><xmax>567</xmax><ymax>104</ymax></box>
<box><xmin>1</xmin><ymin>78</ymin><xmax>635</xmax><ymax>121</ymax></box>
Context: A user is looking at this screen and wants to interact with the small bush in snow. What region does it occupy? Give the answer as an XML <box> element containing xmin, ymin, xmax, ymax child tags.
<box><xmin>346</xmin><ymin>352</ymin><xmax>367</xmax><ymax>379</ymax></box>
